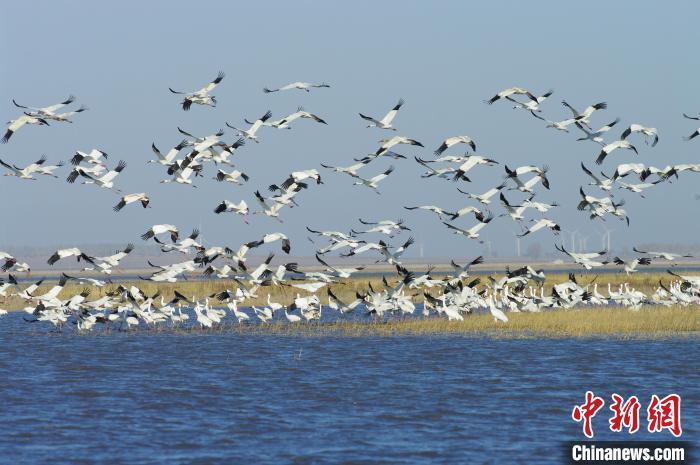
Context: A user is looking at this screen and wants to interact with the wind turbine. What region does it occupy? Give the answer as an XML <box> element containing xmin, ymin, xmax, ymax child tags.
<box><xmin>578</xmin><ymin>235</ymin><xmax>589</xmax><ymax>252</ymax></box>
<box><xmin>561</xmin><ymin>229</ymin><xmax>578</xmax><ymax>253</ymax></box>
<box><xmin>595</xmin><ymin>227</ymin><xmax>615</xmax><ymax>252</ymax></box>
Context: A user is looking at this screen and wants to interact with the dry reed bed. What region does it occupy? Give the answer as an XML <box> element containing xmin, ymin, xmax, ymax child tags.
<box><xmin>72</xmin><ymin>305</ymin><xmax>698</xmax><ymax>338</ymax></box>
<box><xmin>0</xmin><ymin>271</ymin><xmax>691</xmax><ymax>312</ymax></box>
<box><xmin>220</xmin><ymin>305</ymin><xmax>699</xmax><ymax>338</ymax></box>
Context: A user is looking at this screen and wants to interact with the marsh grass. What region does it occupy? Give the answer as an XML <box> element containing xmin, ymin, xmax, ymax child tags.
<box><xmin>60</xmin><ymin>305</ymin><xmax>699</xmax><ymax>338</ymax></box>
<box><xmin>0</xmin><ymin>271</ymin><xmax>688</xmax><ymax>312</ymax></box>
<box><xmin>223</xmin><ymin>305</ymin><xmax>698</xmax><ymax>338</ymax></box>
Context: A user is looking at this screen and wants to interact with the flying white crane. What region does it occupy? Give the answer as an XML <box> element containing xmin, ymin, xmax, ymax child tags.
<box><xmin>2</xmin><ymin>113</ymin><xmax>50</xmax><ymax>143</ymax></box>
<box><xmin>89</xmin><ymin>244</ymin><xmax>135</xmax><ymax>274</ymax></box>
<box><xmin>632</xmin><ymin>247</ymin><xmax>693</xmax><ymax>261</ymax></box>
<box><xmin>141</xmin><ymin>224</ymin><xmax>179</xmax><ymax>243</ymax></box>
<box><xmin>616</xmin><ymin>180</ymin><xmax>659</xmax><ymax>197</ymax></box>
<box><xmin>160</xmin><ymin>154</ymin><xmax>197</xmax><ymax>187</ymax></box>
<box><xmin>414</xmin><ymin>157</ymin><xmax>464</xmax><ymax>180</ymax></box>
<box><xmin>32</xmin><ymin>160</ymin><xmax>64</xmax><ymax>178</ymax></box>
<box><xmin>113</xmin><ymin>193</ymin><xmax>150</xmax><ymax>212</ymax></box>
<box><xmin>595</xmin><ymin>140</ymin><xmax>638</xmax><ymax>165</ymax></box>
<box><xmin>452</xmin><ymin>155</ymin><xmax>499</xmax><ymax>180</ymax></box>
<box><xmin>434</xmin><ymin>135</ymin><xmax>477</xmax><ymax>155</ymax></box>
<box><xmin>506</xmin><ymin>89</ymin><xmax>553</xmax><ymax>117</ymax></box>
<box><xmin>247</xmin><ymin>232</ymin><xmax>291</xmax><ymax>254</ymax></box>
<box><xmin>353</xmin><ymin>218</ymin><xmax>410</xmax><ymax>236</ymax></box>
<box><xmin>169</xmin><ymin>71</ymin><xmax>224</xmax><ymax>110</ymax></box>
<box><xmin>485</xmin><ymin>87</ymin><xmax>537</xmax><ymax>105</ymax></box>
<box><xmin>226</xmin><ymin>111</ymin><xmax>272</xmax><ymax>143</ymax></box>
<box><xmin>555</xmin><ymin>244</ymin><xmax>608</xmax><ymax>270</ymax></box>
<box><xmin>504</xmin><ymin>165</ymin><xmax>550</xmax><ymax>189</ymax></box>
<box><xmin>279</xmin><ymin>169</ymin><xmax>323</xmax><ymax>189</ymax></box>
<box><xmin>77</xmin><ymin>160</ymin><xmax>127</xmax><ymax>191</ymax></box>
<box><xmin>353</xmin><ymin>166</ymin><xmax>395</xmax><ymax>194</ymax></box>
<box><xmin>544</xmin><ymin>117</ymin><xmax>578</xmax><ymax>132</ymax></box>
<box><xmin>621</xmin><ymin>124</ymin><xmax>659</xmax><ymax>147</ymax></box>
<box><xmin>517</xmin><ymin>218</ymin><xmax>561</xmax><ymax>237</ymax></box>
<box><xmin>376</xmin><ymin>136</ymin><xmax>424</xmax><ymax>155</ymax></box>
<box><xmin>263</xmin><ymin>82</ymin><xmax>330</xmax><ymax>93</ymax></box>
<box><xmin>457</xmin><ymin>183</ymin><xmax>506</xmax><ymax>204</ymax></box>
<box><xmin>612</xmin><ymin>256</ymin><xmax>651</xmax><ymax>275</ymax></box>
<box><xmin>442</xmin><ymin>213</ymin><xmax>494</xmax><ymax>241</ymax></box>
<box><xmin>214</xmin><ymin>169</ymin><xmax>249</xmax><ymax>185</ymax></box>
<box><xmin>72</xmin><ymin>149</ymin><xmax>108</xmax><ymax>167</ymax></box>
<box><xmin>581</xmin><ymin>163</ymin><xmax>614</xmax><ymax>191</ymax></box>
<box><xmin>320</xmin><ymin>158</ymin><xmax>371</xmax><ymax>178</ymax></box>
<box><xmin>359</xmin><ymin>98</ymin><xmax>404</xmax><ymax>130</ymax></box>
<box><xmin>261</xmin><ymin>107</ymin><xmax>327</xmax><ymax>128</ymax></box>
<box><xmin>327</xmin><ymin>288</ymin><xmax>362</xmax><ymax>313</ymax></box>
<box><xmin>147</xmin><ymin>141</ymin><xmax>188</xmax><ymax>165</ymax></box>
<box><xmin>499</xmin><ymin>192</ymin><xmax>528</xmax><ymax>221</ymax></box>
<box><xmin>47</xmin><ymin>248</ymin><xmax>95</xmax><ymax>266</ymax></box>
<box><xmin>611</xmin><ymin>163</ymin><xmax>646</xmax><ymax>181</ymax></box>
<box><xmin>574</xmin><ymin>118</ymin><xmax>620</xmax><ymax>145</ymax></box>
<box><xmin>561</xmin><ymin>100</ymin><xmax>607</xmax><ymax>127</ymax></box>
<box><xmin>253</xmin><ymin>191</ymin><xmax>285</xmax><ymax>222</ymax></box>
<box><xmin>12</xmin><ymin>94</ymin><xmax>76</xmax><ymax>115</ymax></box>
<box><xmin>0</xmin><ymin>156</ymin><xmax>51</xmax><ymax>180</ymax></box>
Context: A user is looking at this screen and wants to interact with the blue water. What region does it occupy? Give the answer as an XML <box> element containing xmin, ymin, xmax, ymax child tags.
<box><xmin>0</xmin><ymin>313</ymin><xmax>696</xmax><ymax>464</ymax></box>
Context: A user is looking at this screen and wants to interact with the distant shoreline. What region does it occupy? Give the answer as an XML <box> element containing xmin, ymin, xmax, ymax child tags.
<box><xmin>6</xmin><ymin>260</ymin><xmax>700</xmax><ymax>281</ymax></box>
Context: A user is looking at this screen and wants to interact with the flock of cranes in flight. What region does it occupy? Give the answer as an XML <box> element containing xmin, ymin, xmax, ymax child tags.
<box><xmin>1</xmin><ymin>73</ymin><xmax>699</xmax><ymax>330</ymax></box>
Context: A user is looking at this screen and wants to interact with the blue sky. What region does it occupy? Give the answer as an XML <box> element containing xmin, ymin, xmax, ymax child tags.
<box><xmin>1</xmin><ymin>0</ymin><xmax>698</xmax><ymax>258</ymax></box>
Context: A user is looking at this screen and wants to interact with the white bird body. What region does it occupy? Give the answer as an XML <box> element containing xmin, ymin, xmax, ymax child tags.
<box><xmin>141</xmin><ymin>224</ymin><xmax>179</xmax><ymax>242</ymax></box>
<box><xmin>226</xmin><ymin>110</ymin><xmax>272</xmax><ymax>142</ymax></box>
<box><xmin>148</xmin><ymin>141</ymin><xmax>186</xmax><ymax>165</ymax></box>
<box><xmin>487</xmin><ymin>297</ymin><xmax>509</xmax><ymax>323</ymax></box>
<box><xmin>581</xmin><ymin>163</ymin><xmax>614</xmax><ymax>191</ymax></box>
<box><xmin>267</xmin><ymin>107</ymin><xmax>327</xmax><ymax>128</ymax></box>
<box><xmin>114</xmin><ymin>193</ymin><xmax>149</xmax><ymax>211</ymax></box>
<box><xmin>253</xmin><ymin>191</ymin><xmax>285</xmax><ymax>222</ymax></box>
<box><xmin>486</xmin><ymin>87</ymin><xmax>537</xmax><ymax>105</ymax></box>
<box><xmin>353</xmin><ymin>166</ymin><xmax>395</xmax><ymax>193</ymax></box>
<box><xmin>443</xmin><ymin>214</ymin><xmax>493</xmax><ymax>240</ymax></box>
<box><xmin>284</xmin><ymin>308</ymin><xmax>301</xmax><ymax>323</ymax></box>
<box><xmin>458</xmin><ymin>183</ymin><xmax>505</xmax><ymax>204</ymax></box>
<box><xmin>81</xmin><ymin>160</ymin><xmax>127</xmax><ymax>190</ymax></box>
<box><xmin>403</xmin><ymin>205</ymin><xmax>455</xmax><ymax>220</ymax></box>
<box><xmin>517</xmin><ymin>218</ymin><xmax>560</xmax><ymax>237</ymax></box>
<box><xmin>169</xmin><ymin>71</ymin><xmax>224</xmax><ymax>110</ymax></box>
<box><xmin>621</xmin><ymin>124</ymin><xmax>659</xmax><ymax>147</ymax></box>
<box><xmin>263</xmin><ymin>82</ymin><xmax>330</xmax><ymax>93</ymax></box>
<box><xmin>72</xmin><ymin>149</ymin><xmax>108</xmax><ymax>167</ymax></box>
<box><xmin>0</xmin><ymin>156</ymin><xmax>53</xmax><ymax>180</ymax></box>
<box><xmin>545</xmin><ymin>117</ymin><xmax>578</xmax><ymax>132</ymax></box>
<box><xmin>376</xmin><ymin>136</ymin><xmax>424</xmax><ymax>155</ymax></box>
<box><xmin>562</xmin><ymin>100</ymin><xmax>607</xmax><ymax>127</ymax></box>
<box><xmin>575</xmin><ymin>118</ymin><xmax>620</xmax><ymax>145</ymax></box>
<box><xmin>556</xmin><ymin>245</ymin><xmax>608</xmax><ymax>270</ymax></box>
<box><xmin>320</xmin><ymin>159</ymin><xmax>370</xmax><ymax>178</ymax></box>
<box><xmin>596</xmin><ymin>140</ymin><xmax>638</xmax><ymax>165</ymax></box>
<box><xmin>3</xmin><ymin>114</ymin><xmax>50</xmax><ymax>143</ymax></box>
<box><xmin>215</xmin><ymin>169</ymin><xmax>249</xmax><ymax>185</ymax></box>
<box><xmin>214</xmin><ymin>200</ymin><xmax>249</xmax><ymax>220</ymax></box>
<box><xmin>434</xmin><ymin>135</ymin><xmax>477</xmax><ymax>155</ymax></box>
<box><xmin>359</xmin><ymin>99</ymin><xmax>404</xmax><ymax>130</ymax></box>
